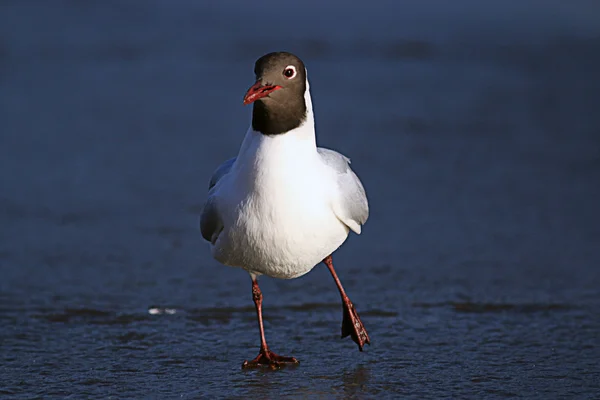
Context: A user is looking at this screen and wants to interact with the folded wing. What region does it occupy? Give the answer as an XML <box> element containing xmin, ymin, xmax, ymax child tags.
<box><xmin>200</xmin><ymin>157</ymin><xmax>236</xmax><ymax>243</ymax></box>
<box><xmin>317</xmin><ymin>148</ymin><xmax>369</xmax><ymax>234</ymax></box>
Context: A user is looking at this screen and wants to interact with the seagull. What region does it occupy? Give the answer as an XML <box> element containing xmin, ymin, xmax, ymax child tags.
<box><xmin>200</xmin><ymin>51</ymin><xmax>370</xmax><ymax>368</ymax></box>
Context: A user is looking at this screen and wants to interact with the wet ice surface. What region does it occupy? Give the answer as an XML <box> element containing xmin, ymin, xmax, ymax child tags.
<box><xmin>1</xmin><ymin>0</ymin><xmax>600</xmax><ymax>398</ymax></box>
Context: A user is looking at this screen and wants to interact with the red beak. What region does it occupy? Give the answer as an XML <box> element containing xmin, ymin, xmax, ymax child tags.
<box><xmin>243</xmin><ymin>81</ymin><xmax>282</xmax><ymax>105</ymax></box>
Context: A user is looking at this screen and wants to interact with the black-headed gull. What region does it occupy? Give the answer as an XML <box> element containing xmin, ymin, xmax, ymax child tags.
<box><xmin>200</xmin><ymin>52</ymin><xmax>370</xmax><ymax>368</ymax></box>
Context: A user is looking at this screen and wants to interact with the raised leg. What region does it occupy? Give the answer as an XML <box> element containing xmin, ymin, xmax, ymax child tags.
<box><xmin>323</xmin><ymin>255</ymin><xmax>370</xmax><ymax>351</ymax></box>
<box><xmin>241</xmin><ymin>277</ymin><xmax>299</xmax><ymax>369</ymax></box>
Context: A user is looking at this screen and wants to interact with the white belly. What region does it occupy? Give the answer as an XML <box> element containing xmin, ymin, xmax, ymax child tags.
<box><xmin>211</xmin><ymin>161</ymin><xmax>349</xmax><ymax>279</ymax></box>
<box><xmin>213</xmin><ymin>188</ymin><xmax>349</xmax><ymax>279</ymax></box>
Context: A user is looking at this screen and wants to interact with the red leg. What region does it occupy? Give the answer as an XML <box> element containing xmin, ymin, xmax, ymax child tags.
<box><xmin>323</xmin><ymin>255</ymin><xmax>370</xmax><ymax>351</ymax></box>
<box><xmin>241</xmin><ymin>278</ymin><xmax>299</xmax><ymax>369</ymax></box>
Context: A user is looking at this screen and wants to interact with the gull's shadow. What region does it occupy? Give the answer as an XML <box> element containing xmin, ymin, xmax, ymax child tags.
<box><xmin>337</xmin><ymin>365</ymin><xmax>372</xmax><ymax>398</ymax></box>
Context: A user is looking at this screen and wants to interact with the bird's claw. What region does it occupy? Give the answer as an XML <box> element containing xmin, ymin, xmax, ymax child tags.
<box><xmin>241</xmin><ymin>348</ymin><xmax>299</xmax><ymax>369</ymax></box>
<box><xmin>341</xmin><ymin>299</ymin><xmax>370</xmax><ymax>351</ymax></box>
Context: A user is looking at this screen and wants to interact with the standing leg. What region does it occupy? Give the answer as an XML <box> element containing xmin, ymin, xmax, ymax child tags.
<box><xmin>241</xmin><ymin>277</ymin><xmax>299</xmax><ymax>369</ymax></box>
<box><xmin>323</xmin><ymin>255</ymin><xmax>370</xmax><ymax>351</ymax></box>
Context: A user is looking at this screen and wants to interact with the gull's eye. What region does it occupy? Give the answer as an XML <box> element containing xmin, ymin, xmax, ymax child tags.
<box><xmin>283</xmin><ymin>65</ymin><xmax>297</xmax><ymax>79</ymax></box>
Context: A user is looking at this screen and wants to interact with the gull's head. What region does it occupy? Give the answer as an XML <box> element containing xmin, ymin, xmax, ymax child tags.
<box><xmin>244</xmin><ymin>52</ymin><xmax>309</xmax><ymax>136</ymax></box>
<box><xmin>243</xmin><ymin>51</ymin><xmax>307</xmax><ymax>106</ymax></box>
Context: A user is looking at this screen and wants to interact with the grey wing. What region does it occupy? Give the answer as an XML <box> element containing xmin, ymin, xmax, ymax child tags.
<box><xmin>208</xmin><ymin>157</ymin><xmax>236</xmax><ymax>190</ymax></box>
<box><xmin>200</xmin><ymin>157</ymin><xmax>236</xmax><ymax>243</ymax></box>
<box><xmin>200</xmin><ymin>196</ymin><xmax>222</xmax><ymax>244</ymax></box>
<box><xmin>317</xmin><ymin>147</ymin><xmax>369</xmax><ymax>234</ymax></box>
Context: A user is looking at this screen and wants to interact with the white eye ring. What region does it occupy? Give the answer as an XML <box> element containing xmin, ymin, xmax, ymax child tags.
<box><xmin>283</xmin><ymin>65</ymin><xmax>297</xmax><ymax>79</ymax></box>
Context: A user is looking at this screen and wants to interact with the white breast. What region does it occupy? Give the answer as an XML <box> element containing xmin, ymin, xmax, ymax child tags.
<box><xmin>211</xmin><ymin>125</ymin><xmax>350</xmax><ymax>279</ymax></box>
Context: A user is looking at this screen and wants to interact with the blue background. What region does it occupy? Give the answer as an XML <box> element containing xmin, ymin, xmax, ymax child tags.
<box><xmin>1</xmin><ymin>1</ymin><xmax>599</xmax><ymax>398</ymax></box>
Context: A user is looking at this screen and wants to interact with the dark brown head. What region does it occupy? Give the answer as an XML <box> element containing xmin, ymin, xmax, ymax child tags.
<box><xmin>243</xmin><ymin>52</ymin><xmax>307</xmax><ymax>135</ymax></box>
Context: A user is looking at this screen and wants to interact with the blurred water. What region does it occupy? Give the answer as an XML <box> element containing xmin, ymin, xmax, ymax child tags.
<box><xmin>1</xmin><ymin>0</ymin><xmax>600</xmax><ymax>398</ymax></box>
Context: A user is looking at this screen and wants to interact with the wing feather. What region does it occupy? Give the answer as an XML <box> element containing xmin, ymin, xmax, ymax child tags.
<box><xmin>317</xmin><ymin>147</ymin><xmax>369</xmax><ymax>233</ymax></box>
<box><xmin>199</xmin><ymin>157</ymin><xmax>236</xmax><ymax>243</ymax></box>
